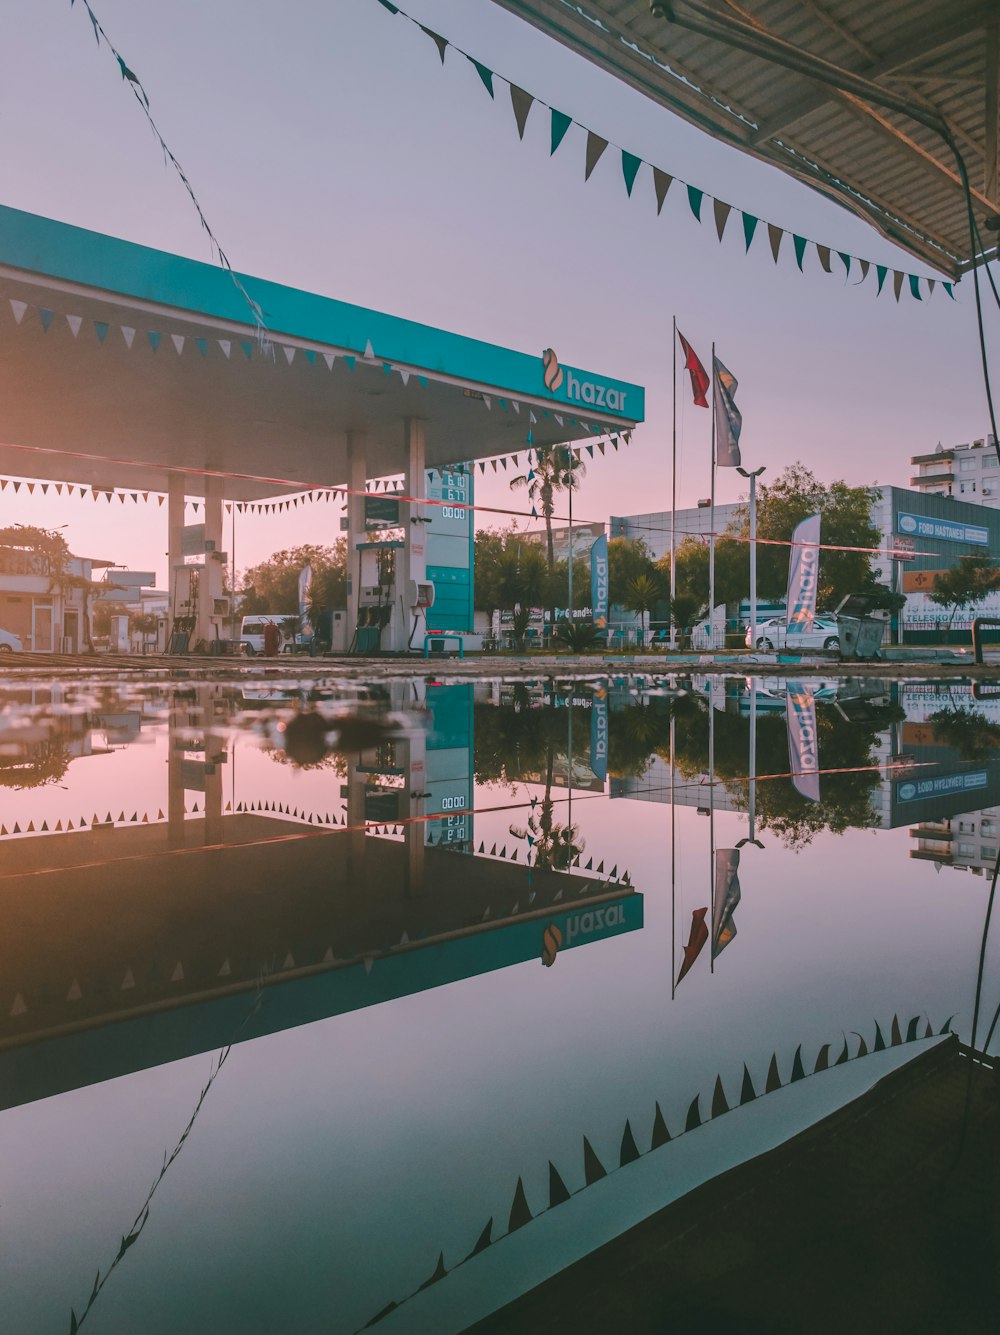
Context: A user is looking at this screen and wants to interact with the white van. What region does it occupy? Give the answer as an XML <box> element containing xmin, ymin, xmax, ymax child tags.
<box><xmin>239</xmin><ymin>614</ymin><xmax>297</xmax><ymax>656</ymax></box>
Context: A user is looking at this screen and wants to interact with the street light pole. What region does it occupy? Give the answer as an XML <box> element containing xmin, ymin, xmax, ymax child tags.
<box><xmin>737</xmin><ymin>465</ymin><xmax>766</xmax><ymax>649</ymax></box>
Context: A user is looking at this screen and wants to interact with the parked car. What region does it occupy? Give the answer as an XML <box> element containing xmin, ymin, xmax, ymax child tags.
<box><xmin>745</xmin><ymin>616</ymin><xmax>840</xmax><ymax>651</ymax></box>
<box><xmin>239</xmin><ymin>614</ymin><xmax>297</xmax><ymax>656</ymax></box>
<box><xmin>0</xmin><ymin>627</ymin><xmax>23</xmax><ymax>654</ymax></box>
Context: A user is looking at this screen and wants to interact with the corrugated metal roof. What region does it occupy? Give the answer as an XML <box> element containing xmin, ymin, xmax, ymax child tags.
<box><xmin>491</xmin><ymin>0</ymin><xmax>1000</xmax><ymax>277</ymax></box>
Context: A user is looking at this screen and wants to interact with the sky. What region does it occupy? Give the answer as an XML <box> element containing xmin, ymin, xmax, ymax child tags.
<box><xmin>2</xmin><ymin>0</ymin><xmax>998</xmax><ymax>580</ymax></box>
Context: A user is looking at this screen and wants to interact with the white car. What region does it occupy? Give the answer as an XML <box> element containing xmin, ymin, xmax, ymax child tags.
<box><xmin>0</xmin><ymin>627</ymin><xmax>23</xmax><ymax>654</ymax></box>
<box><xmin>745</xmin><ymin>616</ymin><xmax>840</xmax><ymax>652</ymax></box>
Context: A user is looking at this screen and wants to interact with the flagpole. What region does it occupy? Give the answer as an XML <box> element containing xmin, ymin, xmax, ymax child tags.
<box><xmin>670</xmin><ymin>316</ymin><xmax>678</xmax><ymax>650</ymax></box>
<box><xmin>709</xmin><ymin>683</ymin><xmax>716</xmax><ymax>975</ymax></box>
<box><xmin>709</xmin><ymin>343</ymin><xmax>716</xmax><ymax>651</ymax></box>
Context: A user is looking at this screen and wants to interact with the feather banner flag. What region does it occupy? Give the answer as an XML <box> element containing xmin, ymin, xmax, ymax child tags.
<box><xmin>677</xmin><ymin>330</ymin><xmax>710</xmax><ymax>408</ymax></box>
<box><xmin>712</xmin><ymin>356</ymin><xmax>742</xmax><ymax>468</ymax></box>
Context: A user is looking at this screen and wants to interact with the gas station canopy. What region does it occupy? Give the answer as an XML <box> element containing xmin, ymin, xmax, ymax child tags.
<box><xmin>0</xmin><ymin>204</ymin><xmax>644</xmax><ymax>501</ymax></box>
<box><xmin>491</xmin><ymin>0</ymin><xmax>1000</xmax><ymax>278</ymax></box>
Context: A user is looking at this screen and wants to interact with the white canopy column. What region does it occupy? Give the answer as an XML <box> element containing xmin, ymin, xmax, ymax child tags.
<box><xmin>346</xmin><ymin>431</ymin><xmax>367</xmax><ymax>649</ymax></box>
<box><xmin>389</xmin><ymin>416</ymin><xmax>427</xmax><ymax>653</ymax></box>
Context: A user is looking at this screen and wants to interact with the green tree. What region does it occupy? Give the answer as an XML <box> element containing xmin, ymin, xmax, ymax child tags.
<box><xmin>609</xmin><ymin>536</ymin><xmax>657</xmax><ymax>605</ymax></box>
<box><xmin>481</xmin><ymin>534</ymin><xmax>547</xmax><ymax>648</ymax></box>
<box><xmin>238</xmin><ymin>541</ymin><xmax>347</xmax><ymax>615</ymax></box>
<box><xmin>927</xmin><ymin>554</ymin><xmax>1000</xmax><ymax>641</ymax></box>
<box><xmin>731</xmin><ymin>463</ymin><xmax>879</xmax><ymax>611</ymax></box>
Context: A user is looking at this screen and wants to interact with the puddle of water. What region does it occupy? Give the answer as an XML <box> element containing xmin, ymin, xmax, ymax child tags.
<box><xmin>1</xmin><ymin>672</ymin><xmax>997</xmax><ymax>1333</ymax></box>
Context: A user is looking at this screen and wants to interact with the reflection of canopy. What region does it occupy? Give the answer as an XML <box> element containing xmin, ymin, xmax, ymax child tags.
<box><xmin>492</xmin><ymin>1</ymin><xmax>1000</xmax><ymax>275</ymax></box>
<box><xmin>0</xmin><ymin>205</ymin><xmax>642</xmax><ymax>499</ymax></box>
<box><xmin>0</xmin><ymin>817</ymin><xmax>642</xmax><ymax>1108</ymax></box>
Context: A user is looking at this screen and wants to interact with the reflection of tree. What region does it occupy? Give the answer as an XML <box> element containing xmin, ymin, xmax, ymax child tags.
<box><xmin>667</xmin><ymin>692</ymin><xmax>901</xmax><ymax>850</ymax></box>
<box><xmin>608</xmin><ymin>701</ymin><xmax>671</xmax><ymax>780</ymax></box>
<box><xmin>928</xmin><ymin>706</ymin><xmax>1000</xmax><ymax>762</ymax></box>
<box><xmin>0</xmin><ymin>737</ymin><xmax>72</xmax><ymax>789</ymax></box>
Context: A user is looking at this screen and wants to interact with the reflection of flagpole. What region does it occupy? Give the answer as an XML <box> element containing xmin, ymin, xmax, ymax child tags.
<box><xmin>670</xmin><ymin>316</ymin><xmax>678</xmax><ymax>649</ymax></box>
<box><xmin>749</xmin><ymin>679</ymin><xmax>757</xmax><ymax>842</ymax></box>
<box><xmin>670</xmin><ymin>710</ymin><xmax>677</xmax><ymax>1000</ymax></box>
<box><xmin>709</xmin><ymin>343</ymin><xmax>716</xmax><ymax>650</ymax></box>
<box><xmin>709</xmin><ymin>686</ymin><xmax>716</xmax><ymax>975</ymax></box>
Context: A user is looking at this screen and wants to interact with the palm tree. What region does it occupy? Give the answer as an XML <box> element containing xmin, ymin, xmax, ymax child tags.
<box><xmin>509</xmin><ymin>445</ymin><xmax>585</xmax><ymax>574</ymax></box>
<box><xmin>623</xmin><ymin>573</ymin><xmax>660</xmax><ymax>646</ymax></box>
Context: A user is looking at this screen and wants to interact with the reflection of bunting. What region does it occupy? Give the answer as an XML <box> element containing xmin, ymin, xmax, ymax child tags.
<box><xmin>371</xmin><ymin>0</ymin><xmax>949</xmax><ymax>305</ymax></box>
<box><xmin>676</xmin><ymin>906</ymin><xmax>709</xmax><ymax>985</ymax></box>
<box><xmin>712</xmin><ymin>849</ymin><xmax>741</xmax><ymax>959</ymax></box>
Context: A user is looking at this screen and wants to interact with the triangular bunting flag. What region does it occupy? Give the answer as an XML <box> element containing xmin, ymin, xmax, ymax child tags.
<box><xmin>792</xmin><ymin>235</ymin><xmax>807</xmax><ymax>270</ymax></box>
<box><xmin>66</xmin><ymin>313</ymin><xmax>83</xmax><ymax>337</ymax></box>
<box><xmin>876</xmin><ymin>264</ymin><xmax>888</xmax><ymax>295</ymax></box>
<box><xmin>550</xmin><ymin>108</ymin><xmax>572</xmax><ymax>154</ymax></box>
<box><xmin>838</xmin><ymin>251</ymin><xmax>852</xmax><ymax>278</ymax></box>
<box><xmin>741</xmin><ymin>212</ymin><xmax>758</xmax><ymax>251</ymax></box>
<box><xmin>816</xmin><ymin>244</ymin><xmax>832</xmax><ymax>273</ymax></box>
<box><xmin>147</xmin><ymin>331</ymin><xmax>161</xmax><ymax>352</ymax></box>
<box><xmin>713</xmin><ymin>199</ymin><xmax>732</xmax><ymax>241</ymax></box>
<box><xmin>39</xmin><ymin>307</ymin><xmax>54</xmax><ymax>331</ymax></box>
<box><xmin>470</xmin><ymin>58</ymin><xmax>494</xmax><ymax>98</ymax></box>
<box><xmin>767</xmin><ymin>223</ymin><xmax>783</xmax><ymax>263</ymax></box>
<box><xmin>94</xmin><ymin>321</ymin><xmax>109</xmax><ymax>343</ymax></box>
<box><xmin>510</xmin><ymin>85</ymin><xmax>534</xmax><ymax>140</ymax></box>
<box><xmin>908</xmin><ymin>274</ymin><xmax>923</xmax><ymax>301</ymax></box>
<box><xmin>9</xmin><ymin>299</ymin><xmax>27</xmax><ymax>324</ymax></box>
<box><xmin>653</xmin><ymin>167</ymin><xmax>672</xmax><ymax>215</ymax></box>
<box><xmin>621</xmin><ymin>150</ymin><xmax>642</xmax><ymax>197</ymax></box>
<box><xmin>893</xmin><ymin>270</ymin><xmax>904</xmax><ymax>301</ymax></box>
<box><xmin>687</xmin><ymin>185</ymin><xmax>704</xmax><ymax>220</ymax></box>
<box><xmin>218</xmin><ymin>339</ymin><xmax>232</xmax><ymax>358</ymax></box>
<box><xmin>419</xmin><ymin>24</ymin><xmax>448</xmax><ymax>64</ymax></box>
<box><xmin>584</xmin><ymin>131</ymin><xmax>608</xmax><ymax>180</ymax></box>
<box><xmin>171</xmin><ymin>333</ymin><xmax>185</xmax><ymax>355</ymax></box>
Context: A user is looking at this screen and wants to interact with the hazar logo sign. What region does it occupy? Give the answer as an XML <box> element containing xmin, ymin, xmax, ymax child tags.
<box><xmin>541</xmin><ymin>348</ymin><xmax>629</xmax><ymax>413</ymax></box>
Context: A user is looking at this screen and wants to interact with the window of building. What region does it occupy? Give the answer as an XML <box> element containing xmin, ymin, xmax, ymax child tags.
<box><xmin>960</xmin><ymin>481</ymin><xmax>977</xmax><ymax>493</ymax></box>
<box><xmin>961</xmin><ymin>457</ymin><xmax>978</xmax><ymax>470</ymax></box>
<box><xmin>982</xmin><ymin>819</ymin><xmax>996</xmax><ymax>835</ymax></box>
<box><xmin>959</xmin><ymin>842</ymin><xmax>976</xmax><ymax>855</ymax></box>
<box><xmin>983</xmin><ymin>847</ymin><xmax>996</xmax><ymax>860</ymax></box>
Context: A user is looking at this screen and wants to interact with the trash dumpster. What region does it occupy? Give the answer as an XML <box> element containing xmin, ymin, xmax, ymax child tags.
<box><xmin>835</xmin><ymin>593</ymin><xmax>885</xmax><ymax>662</ymax></box>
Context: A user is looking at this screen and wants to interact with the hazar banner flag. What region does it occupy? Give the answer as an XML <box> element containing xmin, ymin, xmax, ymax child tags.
<box><xmin>712</xmin><ymin>356</ymin><xmax>742</xmax><ymax>468</ymax></box>
<box><xmin>298</xmin><ymin>563</ymin><xmax>313</xmax><ymax>636</ymax></box>
<box><xmin>786</xmin><ymin>513</ymin><xmax>821</xmax><ymax>633</ymax></box>
<box><xmin>786</xmin><ymin>686</ymin><xmax>821</xmax><ymax>803</ymax></box>
<box><xmin>591</xmin><ymin>533</ymin><xmax>609</xmax><ymax>628</ymax></box>
<box><xmin>590</xmin><ymin>686</ymin><xmax>608</xmax><ymax>784</ymax></box>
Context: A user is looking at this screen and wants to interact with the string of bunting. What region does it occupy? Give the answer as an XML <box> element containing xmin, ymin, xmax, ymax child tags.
<box><xmin>3</xmin><ymin>295</ymin><xmax>626</xmax><ymax>478</ymax></box>
<box><xmin>374</xmin><ymin>0</ymin><xmax>955</xmax><ymax>305</ymax></box>
<box><xmin>69</xmin><ymin>0</ymin><xmax>266</xmax><ymax>332</ymax></box>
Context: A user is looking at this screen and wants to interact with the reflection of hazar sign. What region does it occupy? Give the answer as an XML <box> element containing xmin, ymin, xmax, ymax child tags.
<box><xmin>564</xmin><ymin>903</ymin><xmax>626</xmax><ymax>942</ymax></box>
<box><xmin>541</xmin><ymin>921</ymin><xmax>562</xmax><ymax>967</ymax></box>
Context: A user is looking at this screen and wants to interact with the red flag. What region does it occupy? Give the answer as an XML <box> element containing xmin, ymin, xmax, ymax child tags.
<box><xmin>677</xmin><ymin>329</ymin><xmax>709</xmax><ymax>408</ymax></box>
<box><xmin>676</xmin><ymin>906</ymin><xmax>709</xmax><ymax>985</ymax></box>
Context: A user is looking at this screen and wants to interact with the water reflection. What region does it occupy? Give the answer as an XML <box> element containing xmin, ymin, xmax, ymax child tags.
<box><xmin>0</xmin><ymin>672</ymin><xmax>997</xmax><ymax>1333</ymax></box>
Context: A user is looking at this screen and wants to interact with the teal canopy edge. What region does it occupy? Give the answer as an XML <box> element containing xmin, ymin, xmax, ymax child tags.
<box><xmin>0</xmin><ymin>895</ymin><xmax>643</xmax><ymax>1111</ymax></box>
<box><xmin>0</xmin><ymin>204</ymin><xmax>644</xmax><ymax>424</ymax></box>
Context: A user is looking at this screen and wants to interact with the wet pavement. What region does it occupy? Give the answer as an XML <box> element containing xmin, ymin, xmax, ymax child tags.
<box><xmin>1</xmin><ymin>671</ymin><xmax>998</xmax><ymax>1333</ymax></box>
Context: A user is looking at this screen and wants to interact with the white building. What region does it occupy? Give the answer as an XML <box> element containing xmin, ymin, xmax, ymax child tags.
<box><xmin>909</xmin><ymin>436</ymin><xmax>1000</xmax><ymax>507</ymax></box>
<box><xmin>611</xmin><ymin>502</ymin><xmax>743</xmax><ymax>561</ymax></box>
